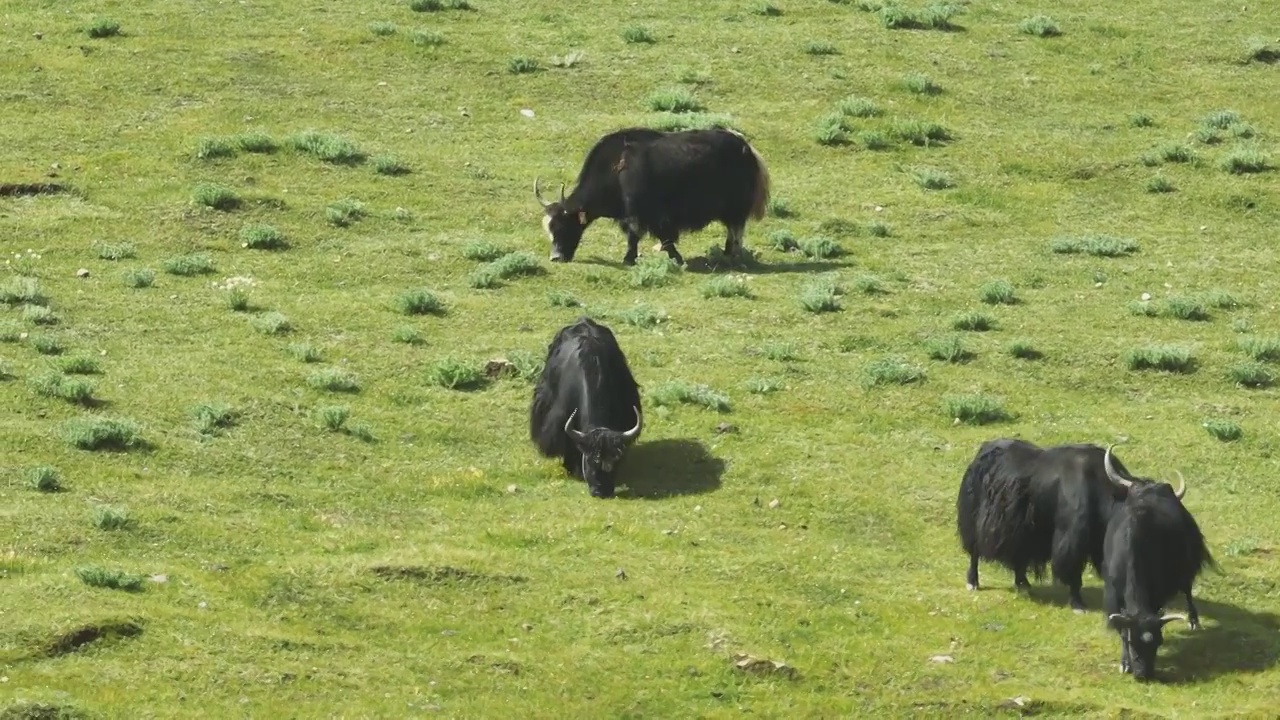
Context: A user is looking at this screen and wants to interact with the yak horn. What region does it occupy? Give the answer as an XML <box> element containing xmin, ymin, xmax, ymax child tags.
<box><xmin>564</xmin><ymin>408</ymin><xmax>585</xmax><ymax>441</ymax></box>
<box><xmin>1173</xmin><ymin>470</ymin><xmax>1186</xmax><ymax>500</ymax></box>
<box><xmin>1104</xmin><ymin>444</ymin><xmax>1133</xmax><ymax>489</ymax></box>
<box><xmin>559</xmin><ymin>182</ymin><xmax>566</xmax><ymax>204</ymax></box>
<box><xmin>1160</xmin><ymin>613</ymin><xmax>1188</xmax><ymax>626</ymax></box>
<box><xmin>534</xmin><ymin>177</ymin><xmax>551</xmax><ymax>208</ymax></box>
<box><xmin>621</xmin><ymin>406</ymin><xmax>642</xmax><ymax>441</ymax></box>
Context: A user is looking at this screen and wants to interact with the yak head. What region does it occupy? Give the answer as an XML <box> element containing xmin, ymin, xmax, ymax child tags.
<box><xmin>1108</xmin><ymin>611</ymin><xmax>1188</xmax><ymax>681</ymax></box>
<box><xmin>1103</xmin><ymin>444</ymin><xmax>1187</xmax><ymax>501</ymax></box>
<box><xmin>564</xmin><ymin>405</ymin><xmax>642</xmax><ymax>498</ymax></box>
<box><xmin>535</xmin><ymin>178</ymin><xmax>589</xmax><ymax>263</ymax></box>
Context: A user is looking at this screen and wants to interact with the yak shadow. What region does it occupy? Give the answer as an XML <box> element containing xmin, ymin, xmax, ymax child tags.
<box><xmin>569</xmin><ymin>249</ymin><xmax>854</xmax><ymax>277</ymax></box>
<box><xmin>616</xmin><ymin>438</ymin><xmax>724</xmax><ymax>500</ymax></box>
<box><xmin>1019</xmin><ymin>583</ymin><xmax>1280</xmax><ymax>683</ymax></box>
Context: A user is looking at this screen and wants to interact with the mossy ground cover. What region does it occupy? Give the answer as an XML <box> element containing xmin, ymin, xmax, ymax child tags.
<box><xmin>2</xmin><ymin>0</ymin><xmax>1279</xmax><ymax>716</ymax></box>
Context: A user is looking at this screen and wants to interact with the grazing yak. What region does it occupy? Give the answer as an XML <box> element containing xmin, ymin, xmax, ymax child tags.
<box><xmin>534</xmin><ymin>126</ymin><xmax>771</xmax><ymax>266</ymax></box>
<box><xmin>956</xmin><ymin>438</ymin><xmax>1167</xmax><ymax>612</ymax></box>
<box><xmin>1101</xmin><ymin>446</ymin><xmax>1215</xmax><ymax>681</ymax></box>
<box><xmin>529</xmin><ymin>317</ymin><xmax>643</xmax><ymax>498</ymax></box>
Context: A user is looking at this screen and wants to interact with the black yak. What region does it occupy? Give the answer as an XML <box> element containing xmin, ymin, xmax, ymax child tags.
<box><xmin>529</xmin><ymin>317</ymin><xmax>643</xmax><ymax>498</ymax></box>
<box><xmin>535</xmin><ymin>126</ymin><xmax>771</xmax><ymax>266</ymax></box>
<box><xmin>1101</xmin><ymin>445</ymin><xmax>1215</xmax><ymax>680</ymax></box>
<box><xmin>956</xmin><ymin>438</ymin><xmax>1158</xmax><ymax>611</ymax></box>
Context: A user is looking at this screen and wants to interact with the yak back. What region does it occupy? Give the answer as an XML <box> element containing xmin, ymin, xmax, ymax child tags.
<box><xmin>566</xmin><ymin>128</ymin><xmax>666</xmax><ymax>219</ymax></box>
<box><xmin>529</xmin><ymin>317</ymin><xmax>641</xmax><ymax>459</ymax></box>
<box><xmin>617</xmin><ymin>128</ymin><xmax>764</xmax><ymax>234</ymax></box>
<box><xmin>1106</xmin><ymin>483</ymin><xmax>1216</xmax><ymax>612</ymax></box>
<box><xmin>956</xmin><ymin>438</ymin><xmax>1047</xmax><ymax>573</ymax></box>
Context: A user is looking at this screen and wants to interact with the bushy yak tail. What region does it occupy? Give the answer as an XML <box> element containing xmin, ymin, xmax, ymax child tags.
<box><xmin>726</xmin><ymin>128</ymin><xmax>771</xmax><ymax>222</ymax></box>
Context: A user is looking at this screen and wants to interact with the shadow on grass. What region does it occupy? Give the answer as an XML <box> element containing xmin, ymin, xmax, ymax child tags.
<box><xmin>617</xmin><ymin>438</ymin><xmax>724</xmax><ymax>499</ymax></box>
<box><xmin>1021</xmin><ymin>584</ymin><xmax>1280</xmax><ymax>683</ymax></box>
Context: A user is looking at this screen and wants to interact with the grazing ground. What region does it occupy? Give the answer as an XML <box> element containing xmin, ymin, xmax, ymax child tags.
<box><xmin>2</xmin><ymin>0</ymin><xmax>1280</xmax><ymax>716</ymax></box>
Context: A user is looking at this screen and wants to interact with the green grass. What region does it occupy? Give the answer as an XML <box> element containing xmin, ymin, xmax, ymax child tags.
<box><xmin>3</xmin><ymin>1</ymin><xmax>1280</xmax><ymax>717</ymax></box>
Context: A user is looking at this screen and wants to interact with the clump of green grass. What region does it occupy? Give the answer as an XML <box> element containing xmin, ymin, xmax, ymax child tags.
<box><xmin>95</xmin><ymin>242</ymin><xmax>136</xmax><ymax>260</ymax></box>
<box><xmin>76</xmin><ymin>566</ymin><xmax>146</xmax><ymax>591</ymax></box>
<box><xmin>1019</xmin><ymin>15</ymin><xmax>1060</xmax><ymax>37</ymax></box>
<box><xmin>396</xmin><ymin>288</ymin><xmax>446</xmax><ymax>316</ymax></box>
<box><xmin>234</xmin><ymin>131</ymin><xmax>277</xmax><ymax>153</ymax></box>
<box><xmin>979</xmin><ymin>279</ymin><xmax>1017</xmax><ymax>305</ymax></box>
<box><xmin>768</xmin><ymin>197</ymin><xmax>797</xmax><ymax>218</ymax></box>
<box><xmin>1128</xmin><ymin>112</ymin><xmax>1155</xmax><ymax>128</ymax></box>
<box><xmin>59</xmin><ymin>356</ymin><xmax>102</xmax><ymax>374</ymax></box>
<box><xmin>30</xmin><ymin>372</ymin><xmax>95</xmax><ymax>405</ymax></box>
<box><xmin>1050</xmin><ymin>235</ymin><xmax>1138</xmax><ymax>257</ymax></box>
<box><xmin>369</xmin><ymin>21</ymin><xmax>398</xmax><ymax>36</ymax></box>
<box><xmin>192</xmin><ymin>183</ymin><xmax>240</xmax><ymax>211</ymax></box>
<box><xmin>1146</xmin><ymin>175</ymin><xmax>1176</xmax><ymax>193</ymax></box>
<box><xmin>952</xmin><ymin>311</ymin><xmax>996</xmax><ymax>331</ymax></box>
<box><xmin>924</xmin><ymin>335</ymin><xmax>972</xmax><ymax>363</ymax></box>
<box><xmin>550</xmin><ymin>50</ymin><xmax>585</xmax><ymax>69</ymax></box>
<box><xmin>702</xmin><ymin>275</ymin><xmax>752</xmax><ymax>299</ymax></box>
<box><xmin>1194</xmin><ymin>127</ymin><xmax>1223</xmax><ymax>145</ymax></box>
<box><xmin>410</xmin><ymin>28</ymin><xmax>445</xmax><ymax>47</ymax></box>
<box><xmin>814</xmin><ymin>114</ymin><xmax>851</xmax><ymax>146</ymax></box>
<box><xmin>27</xmin><ymin>465</ymin><xmax>64</xmax><ymax>493</ymax></box>
<box><xmin>945</xmin><ymin>395</ymin><xmax>1012</xmax><ymax>425</ymax></box>
<box><xmin>251</xmin><ymin>311</ymin><xmax>292</xmax><ymax>336</ymax></box>
<box><xmin>913</xmin><ymin>167</ymin><xmax>954</xmax><ymax>190</ymax></box>
<box><xmin>503</xmin><ymin>350</ymin><xmax>545</xmax><ymax>383</ymax></box>
<box><xmin>317</xmin><ymin>405</ymin><xmax>350</xmax><ymax>432</ymax></box>
<box><xmin>1007</xmin><ymin>339</ymin><xmax>1042</xmax><ymax>360</ymax></box>
<box><xmin>462</xmin><ymin>241</ymin><xmax>509</xmax><ymax>262</ymax></box>
<box><xmin>1219</xmin><ymin>146</ymin><xmax>1271</xmax><ymax>175</ymax></box>
<box><xmin>1129</xmin><ymin>301</ymin><xmax>1158</xmax><ymax>317</ymax></box>
<box><xmin>392</xmin><ymin>326</ymin><xmax>424</xmax><ymax>345</ymax></box>
<box><xmin>1126</xmin><ymin>345</ymin><xmax>1195</xmax><ymax>374</ymax></box>
<box><xmin>23</xmin><ymin>305</ymin><xmax>58</xmax><ymax>326</ymax></box>
<box><xmin>472</xmin><ymin>252</ymin><xmax>545</xmax><ymax>289</ymax></box>
<box><xmin>651</xmin><ymin>381</ymin><xmax>732</xmax><ymax>413</ymax></box>
<box><xmin>760</xmin><ymin>341</ymin><xmax>801</xmax><ymax>362</ymax></box>
<box><xmin>817</xmin><ymin>218</ymin><xmax>859</xmax><ymax>237</ymax></box>
<box><xmin>797</xmin><ymin>235</ymin><xmax>842</xmax><ymax>259</ymax></box>
<box><xmin>123</xmin><ymin>268</ymin><xmax>155</xmax><ymax>288</ymax></box>
<box><xmin>767</xmin><ymin>229</ymin><xmax>799</xmax><ymax>252</ymax></box>
<box><xmin>227</xmin><ymin>288</ymin><xmax>251</xmax><ymax>312</ymax></box>
<box><xmin>192</xmin><ymin>402</ymin><xmax>237</xmax><ymax>435</ymax></box>
<box><xmin>64</xmin><ymin>416</ymin><xmax>144</xmax><ymax>451</ymax></box>
<box><xmin>647</xmin><ymin>88</ymin><xmax>704</xmax><ymax>113</ymax></box>
<box><xmin>1203</xmin><ymin>419</ymin><xmax>1243</xmax><ymax>442</ymax></box>
<box><xmin>289</xmin><ymin>343</ymin><xmax>322</xmax><ymax>363</ymax></box>
<box><xmin>890</xmin><ymin>120</ymin><xmax>952</xmax><ymax>146</ymax></box>
<box><xmin>867</xmin><ymin>221</ymin><xmax>891</xmax><ymax>237</ymax></box>
<box><xmin>163</xmin><ymin>253</ymin><xmax>215</xmax><ymax>276</ymax></box>
<box><xmin>798</xmin><ymin>275</ymin><xmax>843</xmax><ymax>313</ymax></box>
<box><xmin>1237</xmin><ymin>336</ymin><xmax>1280</xmax><ymax>362</ymax></box>
<box><xmin>1156</xmin><ymin>144</ymin><xmax>1194</xmax><ymax>164</ymax></box>
<box><xmin>629</xmin><ymin>255</ymin><xmax>682</xmax><ymax>288</ymax></box>
<box><xmin>1228</xmin><ymin>362</ymin><xmax>1274</xmax><ymax>388</ymax></box>
<box><xmin>862</xmin><ymin>356</ymin><xmax>925</xmax><ymax>389</ymax></box>
<box><xmin>508</xmin><ymin>57</ymin><xmax>541</xmax><ymax>74</ymax></box>
<box><xmin>616</xmin><ymin>304</ymin><xmax>669</xmax><ymax>329</ymax></box>
<box><xmin>307</xmin><ymin>368</ymin><xmax>361</xmax><ymax>393</ymax></box>
<box><xmin>1202</xmin><ymin>290</ymin><xmax>1241</xmax><ymax>310</ymax></box>
<box><xmin>30</xmin><ymin>335</ymin><xmax>64</xmax><ymax>355</ymax></box>
<box><xmin>1202</xmin><ymin>110</ymin><xmax>1242</xmax><ymax>130</ymax></box>
<box><xmin>647</xmin><ymin>112</ymin><xmax>739</xmax><ymax>132</ymax></box>
<box><xmin>86</xmin><ymin>19</ymin><xmax>122</xmax><ymax>38</ymax></box>
<box><xmin>0</xmin><ymin>276</ymin><xmax>46</xmax><ymax>306</ymax></box>
<box><xmin>1162</xmin><ymin>297</ymin><xmax>1210</xmax><ymax>321</ymax></box>
<box><xmin>292</xmin><ymin>131</ymin><xmax>365</xmax><ymax>165</ymax></box>
<box><xmin>804</xmin><ymin>41</ymin><xmax>839</xmax><ymax>56</ymax></box>
<box><xmin>373</xmin><ymin>156</ymin><xmax>410</xmax><ymax>176</ymax></box>
<box><xmin>902</xmin><ymin>72</ymin><xmax>940</xmax><ymax>95</ymax></box>
<box><xmin>622</xmin><ymin>25</ymin><xmax>656</xmax><ymax>44</ymax></box>
<box><xmin>0</xmin><ymin>321</ymin><xmax>20</xmax><ymax>342</ymax></box>
<box><xmin>853</xmin><ymin>274</ymin><xmax>886</xmax><ymax>295</ymax></box>
<box><xmin>326</xmin><ymin>198</ymin><xmax>367</xmax><ymax>227</ymax></box>
<box><xmin>428</xmin><ymin>358</ymin><xmax>486</xmax><ymax>390</ymax></box>
<box><xmin>836</xmin><ymin>96</ymin><xmax>883</xmax><ymax>118</ymax></box>
<box><xmin>195</xmin><ymin>137</ymin><xmax>236</xmax><ymax>160</ymax></box>
<box><xmin>859</xmin><ymin>131</ymin><xmax>892</xmax><ymax>150</ymax></box>
<box><xmin>746</xmin><ymin>377</ymin><xmax>783</xmax><ymax>395</ymax></box>
<box><xmin>1244</xmin><ymin>37</ymin><xmax>1280</xmax><ymax>64</ymax></box>
<box><xmin>239</xmin><ymin>225</ymin><xmax>287</xmax><ymax>250</ymax></box>
<box><xmin>752</xmin><ymin>2</ymin><xmax>783</xmax><ymax>16</ymax></box>
<box><xmin>547</xmin><ymin>290</ymin><xmax>581</xmax><ymax>308</ymax></box>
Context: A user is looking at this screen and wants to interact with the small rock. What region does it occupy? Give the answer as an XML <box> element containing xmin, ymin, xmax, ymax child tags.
<box><xmin>768</xmin><ymin>498</ymin><xmax>781</xmax><ymax>509</ymax></box>
<box><xmin>506</xmin><ymin>484</ymin><xmax>519</xmax><ymax>494</ymax></box>
<box><xmin>377</xmin><ymin>81</ymin><xmax>387</xmax><ymax>87</ymax></box>
<box><xmin>1094</xmin><ymin>282</ymin><xmax>1103</xmax><ymax>288</ymax></box>
<box><xmin>615</xmin><ymin>568</ymin><xmax>628</xmax><ymax>580</ymax></box>
<box><xmin>19</xmin><ymin>332</ymin><xmax>28</xmax><ymax>340</ymax></box>
<box><xmin>197</xmin><ymin>601</ymin><xmax>208</xmax><ymax>609</ymax></box>
<box><xmin>150</xmin><ymin>574</ymin><xmax>168</xmax><ymax>583</ymax></box>
<box><xmin>520</xmin><ymin>108</ymin><xmax>535</xmax><ymax>118</ymax></box>
<box><xmin>1000</xmin><ymin>696</ymin><xmax>1031</xmax><ymax>710</ymax></box>
<box><xmin>693</xmin><ymin>505</ymin><xmax>702</xmax><ymax>512</ymax></box>
<box><xmin>76</xmin><ymin>268</ymin><xmax>90</xmax><ymax>278</ymax></box>
<box><xmin>732</xmin><ymin>654</ymin><xmax>798</xmax><ymax>680</ymax></box>
<box><xmin>874</xmin><ymin>205</ymin><xmax>883</xmax><ymax>212</ymax></box>
<box><xmin>34</xmin><ymin>32</ymin><xmax>43</xmax><ymax>40</ymax></box>
<box><xmin>484</xmin><ymin>358</ymin><xmax>516</xmax><ymax>379</ymax></box>
<box><xmin>521</xmin><ymin>623</ymin><xmax>533</xmax><ymax>632</ymax></box>
<box><xmin>1140</xmin><ymin>292</ymin><xmax>1151</xmax><ymax>301</ymax></box>
<box><xmin>715</xmin><ymin>422</ymin><xmax>738</xmax><ymax>434</ymax></box>
<box><xmin>930</xmin><ymin>655</ymin><xmax>955</xmax><ymax>664</ymax></box>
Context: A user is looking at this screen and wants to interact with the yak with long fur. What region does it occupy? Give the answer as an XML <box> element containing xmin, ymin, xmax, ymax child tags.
<box><xmin>535</xmin><ymin>126</ymin><xmax>771</xmax><ymax>266</ymax></box>
<box><xmin>956</xmin><ymin>438</ymin><xmax>1160</xmax><ymax>611</ymax></box>
<box><xmin>529</xmin><ymin>316</ymin><xmax>643</xmax><ymax>498</ymax></box>
<box><xmin>1101</xmin><ymin>449</ymin><xmax>1215</xmax><ymax>681</ymax></box>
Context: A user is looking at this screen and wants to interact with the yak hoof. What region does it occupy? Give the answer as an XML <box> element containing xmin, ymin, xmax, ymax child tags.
<box><xmin>622</xmin><ymin>256</ymin><xmax>637</xmax><ymax>266</ymax></box>
<box><xmin>1072</xmin><ymin>607</ymin><xmax>1086</xmax><ymax>615</ymax></box>
<box><xmin>966</xmin><ymin>583</ymin><xmax>977</xmax><ymax>592</ymax></box>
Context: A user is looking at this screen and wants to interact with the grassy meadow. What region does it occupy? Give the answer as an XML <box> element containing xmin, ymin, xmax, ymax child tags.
<box><xmin>3</xmin><ymin>0</ymin><xmax>1280</xmax><ymax>716</ymax></box>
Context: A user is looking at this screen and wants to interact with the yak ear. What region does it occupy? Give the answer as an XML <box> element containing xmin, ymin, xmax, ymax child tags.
<box><xmin>577</xmin><ymin>211</ymin><xmax>587</xmax><ymax>225</ymax></box>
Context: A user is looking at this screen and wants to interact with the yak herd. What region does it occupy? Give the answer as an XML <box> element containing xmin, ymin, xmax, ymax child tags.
<box><xmin>526</xmin><ymin>126</ymin><xmax>1218</xmax><ymax>682</ymax></box>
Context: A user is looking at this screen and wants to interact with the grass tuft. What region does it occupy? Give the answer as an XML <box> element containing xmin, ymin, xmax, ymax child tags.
<box><xmin>27</xmin><ymin>465</ymin><xmax>64</xmax><ymax>493</ymax></box>
<box><xmin>427</xmin><ymin>358</ymin><xmax>486</xmax><ymax>390</ymax></box>
<box><xmin>64</xmin><ymin>416</ymin><xmax>144</xmax><ymax>451</ymax></box>
<box><xmin>471</xmin><ymin>252</ymin><xmax>545</xmax><ymax>289</ymax></box>
<box><xmin>924</xmin><ymin>335</ymin><xmax>972</xmax><ymax>363</ymax></box>
<box><xmin>163</xmin><ymin>253</ymin><xmax>215</xmax><ymax>277</ymax></box>
<box><xmin>1126</xmin><ymin>345</ymin><xmax>1195</xmax><ymax>374</ymax></box>
<box><xmin>650</xmin><ymin>381</ymin><xmax>732</xmax><ymax>413</ymax></box>
<box><xmin>326</xmin><ymin>199</ymin><xmax>367</xmax><ymax>227</ymax></box>
<box><xmin>235</xmin><ymin>132</ymin><xmax>278</xmax><ymax>153</ymax></box>
<box><xmin>239</xmin><ymin>225</ymin><xmax>287</xmax><ymax>250</ymax></box>
<box><xmin>952</xmin><ymin>311</ymin><xmax>996</xmax><ymax>331</ymax></box>
<box><xmin>798</xmin><ymin>275</ymin><xmax>843</xmax><ymax>313</ymax></box>
<box><xmin>647</xmin><ymin>88</ymin><xmax>704</xmax><ymax>114</ymax></box>
<box><xmin>1203</xmin><ymin>419</ymin><xmax>1243</xmax><ymax>442</ymax></box>
<box><xmin>30</xmin><ymin>372</ymin><xmax>95</xmax><ymax>405</ymax></box>
<box><xmin>1228</xmin><ymin>361</ymin><xmax>1274</xmax><ymax>388</ymax></box>
<box><xmin>1162</xmin><ymin>297</ymin><xmax>1209</xmax><ymax>322</ymax></box>
<box><xmin>95</xmin><ymin>242</ymin><xmax>136</xmax><ymax>261</ymax></box>
<box><xmin>288</xmin><ymin>343</ymin><xmax>322</xmax><ymax>363</ymax></box>
<box><xmin>123</xmin><ymin>268</ymin><xmax>155</xmax><ymax>288</ymax></box>
<box><xmin>615</xmin><ymin>304</ymin><xmax>668</xmax><ymax>329</ymax></box>
<box><xmin>1146</xmin><ymin>175</ymin><xmax>1176</xmax><ymax>193</ymax></box>
<box><xmin>373</xmin><ymin>156</ymin><xmax>410</xmax><ymax>176</ymax></box>
<box><xmin>702</xmin><ymin>275</ymin><xmax>753</xmax><ymax>299</ymax></box>
<box><xmin>622</xmin><ymin>26</ymin><xmax>656</xmax><ymax>44</ymax></box>
<box><xmin>251</xmin><ymin>311</ymin><xmax>292</xmax><ymax>336</ymax></box>
<box><xmin>307</xmin><ymin>368</ymin><xmax>361</xmax><ymax>393</ymax></box>
<box><xmin>1050</xmin><ymin>235</ymin><xmax>1138</xmax><ymax>257</ymax></box>
<box><xmin>192</xmin><ymin>403</ymin><xmax>238</xmax><ymax>435</ymax></box>
<box><xmin>1219</xmin><ymin>146</ymin><xmax>1271</xmax><ymax>175</ymax></box>
<box><xmin>944</xmin><ymin>395</ymin><xmax>1012</xmax><ymax>425</ymax></box>
<box><xmin>508</xmin><ymin>57</ymin><xmax>541</xmax><ymax>74</ymax></box>
<box><xmin>979</xmin><ymin>279</ymin><xmax>1017</xmax><ymax>305</ymax></box>
<box><xmin>863</xmin><ymin>356</ymin><xmax>925</xmax><ymax>389</ymax></box>
<box><xmin>86</xmin><ymin>19</ymin><xmax>122</xmax><ymax>38</ymax></box>
<box><xmin>797</xmin><ymin>235</ymin><xmax>842</xmax><ymax>260</ymax></box>
<box><xmin>292</xmin><ymin>131</ymin><xmax>365</xmax><ymax>165</ymax></box>
<box><xmin>1019</xmin><ymin>15</ymin><xmax>1060</xmax><ymax>37</ymax></box>
<box><xmin>192</xmin><ymin>183</ymin><xmax>239</xmax><ymax>211</ymax></box>
<box><xmin>396</xmin><ymin>288</ymin><xmax>446</xmax><ymax>316</ymax></box>
<box><xmin>1007</xmin><ymin>340</ymin><xmax>1042</xmax><ymax>360</ymax></box>
<box><xmin>902</xmin><ymin>73</ymin><xmax>941</xmax><ymax>95</ymax></box>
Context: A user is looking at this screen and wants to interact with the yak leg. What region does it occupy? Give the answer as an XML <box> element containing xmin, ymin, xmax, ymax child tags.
<box><xmin>965</xmin><ymin>553</ymin><xmax>979</xmax><ymax>592</ymax></box>
<box><xmin>723</xmin><ymin>222</ymin><xmax>745</xmax><ymax>257</ymax></box>
<box><xmin>1185</xmin><ymin>586</ymin><xmax>1201</xmax><ymax>630</ymax></box>
<box><xmin>1119</xmin><ymin>634</ymin><xmax>1132</xmax><ymax>674</ymax></box>
<box><xmin>1052</xmin><ymin>526</ymin><xmax>1089</xmax><ymax>613</ymax></box>
<box><xmin>655</xmin><ymin>230</ymin><xmax>684</xmax><ymax>266</ymax></box>
<box><xmin>620</xmin><ymin>219</ymin><xmax>643</xmax><ymax>266</ymax></box>
<box><xmin>1013</xmin><ymin>563</ymin><xmax>1032</xmax><ymax>592</ymax></box>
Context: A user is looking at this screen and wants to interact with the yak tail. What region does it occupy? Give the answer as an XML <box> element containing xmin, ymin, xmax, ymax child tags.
<box><xmin>747</xmin><ymin>139</ymin><xmax>771</xmax><ymax>222</ymax></box>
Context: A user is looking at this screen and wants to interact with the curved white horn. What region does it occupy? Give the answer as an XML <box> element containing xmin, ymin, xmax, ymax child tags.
<box><xmin>535</xmin><ymin>177</ymin><xmax>551</xmax><ymax>208</ymax></box>
<box><xmin>1160</xmin><ymin>613</ymin><xmax>1188</xmax><ymax>625</ymax></box>
<box><xmin>1173</xmin><ymin>470</ymin><xmax>1186</xmax><ymax>500</ymax></box>
<box><xmin>1104</xmin><ymin>444</ymin><xmax>1133</xmax><ymax>489</ymax></box>
<box><xmin>563</xmin><ymin>408</ymin><xmax>585</xmax><ymax>441</ymax></box>
<box><xmin>621</xmin><ymin>405</ymin><xmax>642</xmax><ymax>441</ymax></box>
<box><xmin>558</xmin><ymin>182</ymin><xmax>566</xmax><ymax>204</ymax></box>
